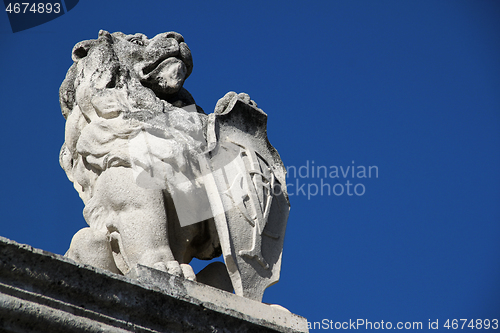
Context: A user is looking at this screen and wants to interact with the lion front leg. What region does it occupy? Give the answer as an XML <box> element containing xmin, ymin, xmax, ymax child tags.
<box><xmin>86</xmin><ymin>166</ymin><xmax>183</xmax><ymax>276</ymax></box>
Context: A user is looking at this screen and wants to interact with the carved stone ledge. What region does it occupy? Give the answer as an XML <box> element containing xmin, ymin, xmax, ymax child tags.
<box><xmin>0</xmin><ymin>236</ymin><xmax>308</xmax><ymax>333</ymax></box>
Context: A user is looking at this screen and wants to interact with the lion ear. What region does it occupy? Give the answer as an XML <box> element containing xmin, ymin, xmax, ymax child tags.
<box><xmin>72</xmin><ymin>39</ymin><xmax>97</xmax><ymax>62</ymax></box>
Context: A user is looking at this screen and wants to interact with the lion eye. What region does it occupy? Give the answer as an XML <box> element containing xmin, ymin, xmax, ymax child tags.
<box><xmin>129</xmin><ymin>37</ymin><xmax>144</xmax><ymax>46</ymax></box>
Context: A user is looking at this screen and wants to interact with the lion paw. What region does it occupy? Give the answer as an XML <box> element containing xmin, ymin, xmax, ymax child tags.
<box><xmin>152</xmin><ymin>261</ymin><xmax>196</xmax><ymax>281</ymax></box>
<box><xmin>153</xmin><ymin>260</ymin><xmax>183</xmax><ymax>277</ymax></box>
<box><xmin>180</xmin><ymin>264</ymin><xmax>196</xmax><ymax>281</ymax></box>
<box><xmin>214</xmin><ymin>91</ymin><xmax>258</xmax><ymax>115</ymax></box>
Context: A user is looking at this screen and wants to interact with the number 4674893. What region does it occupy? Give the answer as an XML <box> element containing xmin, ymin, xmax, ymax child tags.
<box><xmin>444</xmin><ymin>319</ymin><xmax>498</xmax><ymax>330</ymax></box>
<box><xmin>5</xmin><ymin>3</ymin><xmax>61</xmax><ymax>14</ymax></box>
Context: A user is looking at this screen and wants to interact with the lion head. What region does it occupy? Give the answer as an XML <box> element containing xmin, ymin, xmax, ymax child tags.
<box><xmin>60</xmin><ymin>30</ymin><xmax>196</xmax><ymax>120</ymax></box>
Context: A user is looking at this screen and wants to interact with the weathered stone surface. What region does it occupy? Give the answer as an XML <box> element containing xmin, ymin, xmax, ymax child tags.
<box><xmin>59</xmin><ymin>30</ymin><xmax>291</xmax><ymax>303</ymax></box>
<box><xmin>0</xmin><ymin>236</ymin><xmax>308</xmax><ymax>332</ymax></box>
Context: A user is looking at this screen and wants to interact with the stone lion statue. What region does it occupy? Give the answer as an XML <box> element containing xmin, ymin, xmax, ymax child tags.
<box><xmin>60</xmin><ymin>30</ymin><xmax>230</xmax><ymax>284</ymax></box>
<box><xmin>60</xmin><ymin>30</ymin><xmax>290</xmax><ymax>300</ymax></box>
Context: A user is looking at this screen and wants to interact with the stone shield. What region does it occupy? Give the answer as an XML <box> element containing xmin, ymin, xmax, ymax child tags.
<box><xmin>199</xmin><ymin>98</ymin><xmax>290</xmax><ymax>301</ymax></box>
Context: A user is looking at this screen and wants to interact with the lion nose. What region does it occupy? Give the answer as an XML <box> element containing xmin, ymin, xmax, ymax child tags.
<box><xmin>163</xmin><ymin>31</ymin><xmax>184</xmax><ymax>43</ymax></box>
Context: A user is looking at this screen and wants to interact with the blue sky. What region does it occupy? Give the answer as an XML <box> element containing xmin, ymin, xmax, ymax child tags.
<box><xmin>1</xmin><ymin>1</ymin><xmax>499</xmax><ymax>331</ymax></box>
